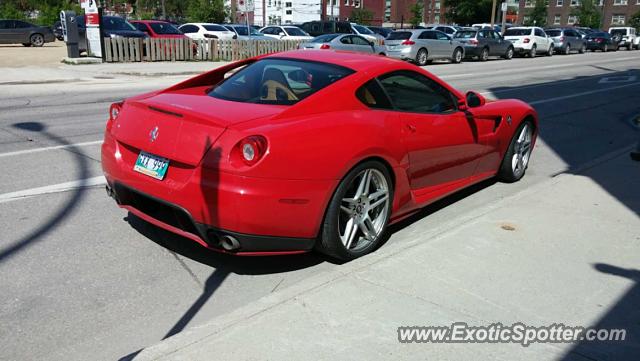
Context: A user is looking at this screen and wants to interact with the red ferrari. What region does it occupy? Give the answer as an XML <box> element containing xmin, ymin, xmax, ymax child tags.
<box><xmin>102</xmin><ymin>50</ymin><xmax>537</xmax><ymax>261</ymax></box>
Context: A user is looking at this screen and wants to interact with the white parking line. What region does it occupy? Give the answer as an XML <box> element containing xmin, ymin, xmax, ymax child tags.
<box><xmin>529</xmin><ymin>81</ymin><xmax>640</xmax><ymax>105</ymax></box>
<box><xmin>0</xmin><ymin>176</ymin><xmax>106</xmax><ymax>203</ymax></box>
<box><xmin>0</xmin><ymin>140</ymin><xmax>102</xmax><ymax>158</ymax></box>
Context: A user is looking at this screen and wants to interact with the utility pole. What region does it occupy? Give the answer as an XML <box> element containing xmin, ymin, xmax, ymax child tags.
<box><xmin>490</xmin><ymin>0</ymin><xmax>497</xmax><ymax>26</ymax></box>
<box><xmin>161</xmin><ymin>0</ymin><xmax>166</xmax><ymax>20</ymax></box>
<box><xmin>263</xmin><ymin>0</ymin><xmax>266</xmax><ymax>26</ymax></box>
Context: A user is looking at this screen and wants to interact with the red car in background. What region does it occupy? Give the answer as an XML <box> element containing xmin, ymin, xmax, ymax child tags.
<box><xmin>130</xmin><ymin>20</ymin><xmax>186</xmax><ymax>39</ymax></box>
<box><xmin>102</xmin><ymin>51</ymin><xmax>537</xmax><ymax>261</ymax></box>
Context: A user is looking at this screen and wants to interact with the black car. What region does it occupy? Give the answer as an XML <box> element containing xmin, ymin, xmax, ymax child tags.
<box><xmin>300</xmin><ymin>21</ymin><xmax>352</xmax><ymax>37</ymax></box>
<box><xmin>76</xmin><ymin>15</ymin><xmax>146</xmax><ymax>52</ymax></box>
<box><xmin>367</xmin><ymin>26</ymin><xmax>393</xmax><ymax>38</ymax></box>
<box><xmin>453</xmin><ymin>28</ymin><xmax>514</xmax><ymax>61</ymax></box>
<box><xmin>584</xmin><ymin>32</ymin><xmax>619</xmax><ymax>52</ymax></box>
<box><xmin>0</xmin><ymin>19</ymin><xmax>55</xmax><ymax>46</ymax></box>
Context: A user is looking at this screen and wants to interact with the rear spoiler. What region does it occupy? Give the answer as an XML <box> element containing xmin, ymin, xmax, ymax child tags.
<box><xmin>162</xmin><ymin>57</ymin><xmax>260</xmax><ymax>93</ymax></box>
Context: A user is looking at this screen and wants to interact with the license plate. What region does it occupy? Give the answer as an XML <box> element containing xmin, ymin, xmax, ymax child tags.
<box><xmin>134</xmin><ymin>151</ymin><xmax>169</xmax><ymax>180</ymax></box>
<box><xmin>387</xmin><ymin>45</ymin><xmax>398</xmax><ymax>50</ymax></box>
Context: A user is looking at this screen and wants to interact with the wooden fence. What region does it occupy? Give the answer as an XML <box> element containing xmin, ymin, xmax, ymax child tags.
<box><xmin>103</xmin><ymin>37</ymin><xmax>306</xmax><ymax>63</ymax></box>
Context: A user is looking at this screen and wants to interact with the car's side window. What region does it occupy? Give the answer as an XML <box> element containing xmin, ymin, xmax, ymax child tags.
<box><xmin>377</xmin><ymin>71</ymin><xmax>456</xmax><ymax>114</ymax></box>
<box><xmin>535</xmin><ymin>29</ymin><xmax>545</xmax><ymax>37</ymax></box>
<box><xmin>435</xmin><ymin>31</ymin><xmax>449</xmax><ymax>40</ymax></box>
<box><xmin>418</xmin><ymin>31</ymin><xmax>430</xmax><ymax>39</ymax></box>
<box><xmin>340</xmin><ymin>36</ymin><xmax>352</xmax><ymax>44</ymax></box>
<box><xmin>352</xmin><ymin>36</ymin><xmax>370</xmax><ymax>46</ymax></box>
<box><xmin>356</xmin><ymin>79</ymin><xmax>392</xmax><ymax>110</ymax></box>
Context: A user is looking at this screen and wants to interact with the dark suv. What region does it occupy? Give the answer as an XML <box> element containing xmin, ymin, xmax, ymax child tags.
<box><xmin>453</xmin><ymin>28</ymin><xmax>514</xmax><ymax>61</ymax></box>
<box><xmin>300</xmin><ymin>21</ymin><xmax>352</xmax><ymax>37</ymax></box>
<box><xmin>545</xmin><ymin>28</ymin><xmax>585</xmax><ymax>55</ymax></box>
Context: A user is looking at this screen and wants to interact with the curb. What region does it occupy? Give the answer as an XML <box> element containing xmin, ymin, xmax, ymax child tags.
<box><xmin>133</xmin><ymin>144</ymin><xmax>636</xmax><ymax>361</ymax></box>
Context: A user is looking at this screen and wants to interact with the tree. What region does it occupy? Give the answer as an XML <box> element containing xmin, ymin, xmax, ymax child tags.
<box><xmin>444</xmin><ymin>0</ymin><xmax>495</xmax><ymax>25</ymax></box>
<box><xmin>187</xmin><ymin>0</ymin><xmax>225</xmax><ymax>23</ymax></box>
<box><xmin>350</xmin><ymin>8</ymin><xmax>373</xmax><ymax>25</ymax></box>
<box><xmin>630</xmin><ymin>10</ymin><xmax>640</xmax><ymax>31</ymax></box>
<box><xmin>524</xmin><ymin>0</ymin><xmax>547</xmax><ymax>27</ymax></box>
<box><xmin>572</xmin><ymin>0</ymin><xmax>602</xmax><ymax>29</ymax></box>
<box><xmin>409</xmin><ymin>1</ymin><xmax>423</xmax><ymax>28</ymax></box>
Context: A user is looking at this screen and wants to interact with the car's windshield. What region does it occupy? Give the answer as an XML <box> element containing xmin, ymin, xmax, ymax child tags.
<box><xmin>454</xmin><ymin>31</ymin><xmax>477</xmax><ymax>39</ymax></box>
<box><xmin>353</xmin><ymin>25</ymin><xmax>374</xmax><ymax>35</ymax></box>
<box><xmin>387</xmin><ymin>31</ymin><xmax>411</xmax><ymax>40</ymax></box>
<box><xmin>610</xmin><ymin>29</ymin><xmax>628</xmax><ymax>36</ymax></box>
<box><xmin>284</xmin><ymin>27</ymin><xmax>307</xmax><ymax>36</ymax></box>
<box><xmin>103</xmin><ymin>17</ymin><xmax>136</xmax><ymax>31</ymax></box>
<box><xmin>149</xmin><ymin>22</ymin><xmax>182</xmax><ymax>35</ymax></box>
<box><xmin>209</xmin><ymin>58</ymin><xmax>354</xmax><ymax>105</ymax></box>
<box><xmin>545</xmin><ymin>30</ymin><xmax>562</xmax><ymax>37</ymax></box>
<box><xmin>311</xmin><ymin>34</ymin><xmax>339</xmax><ymax>43</ymax></box>
<box><xmin>504</xmin><ymin>28</ymin><xmax>531</xmax><ymax>36</ymax></box>
<box><xmin>204</xmin><ymin>24</ymin><xmax>228</xmax><ymax>32</ymax></box>
<box><xmin>233</xmin><ymin>26</ymin><xmax>261</xmax><ymax>35</ymax></box>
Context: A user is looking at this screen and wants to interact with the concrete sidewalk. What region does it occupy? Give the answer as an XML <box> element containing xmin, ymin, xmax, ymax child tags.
<box><xmin>0</xmin><ymin>61</ymin><xmax>226</xmax><ymax>85</ymax></box>
<box><xmin>134</xmin><ymin>149</ymin><xmax>640</xmax><ymax>361</ymax></box>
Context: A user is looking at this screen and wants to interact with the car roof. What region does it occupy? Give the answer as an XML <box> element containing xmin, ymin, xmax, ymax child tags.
<box><xmin>265</xmin><ymin>50</ymin><xmax>404</xmax><ymax>73</ymax></box>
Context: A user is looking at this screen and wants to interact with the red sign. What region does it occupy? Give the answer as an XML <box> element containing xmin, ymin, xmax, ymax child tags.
<box><xmin>86</xmin><ymin>13</ymin><xmax>99</xmax><ymax>26</ymax></box>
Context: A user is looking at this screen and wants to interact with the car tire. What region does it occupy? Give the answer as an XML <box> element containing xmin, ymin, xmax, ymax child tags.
<box><xmin>498</xmin><ymin>120</ymin><xmax>534</xmax><ymax>183</ymax></box>
<box><xmin>480</xmin><ymin>47</ymin><xmax>489</xmax><ymax>61</ymax></box>
<box><xmin>30</xmin><ymin>33</ymin><xmax>45</xmax><ymax>47</ymax></box>
<box><xmin>21</xmin><ymin>43</ymin><xmax>32</xmax><ymax>47</ymax></box>
<box><xmin>547</xmin><ymin>45</ymin><xmax>553</xmax><ymax>56</ymax></box>
<box><xmin>503</xmin><ymin>47</ymin><xmax>514</xmax><ymax>60</ymax></box>
<box><xmin>528</xmin><ymin>45</ymin><xmax>536</xmax><ymax>58</ymax></box>
<box><xmin>415</xmin><ymin>48</ymin><xmax>428</xmax><ymax>66</ymax></box>
<box><xmin>564</xmin><ymin>44</ymin><xmax>571</xmax><ymax>55</ymax></box>
<box><xmin>452</xmin><ymin>47</ymin><xmax>463</xmax><ymax>63</ymax></box>
<box><xmin>603</xmin><ymin>44</ymin><xmax>608</xmax><ymax>52</ymax></box>
<box><xmin>317</xmin><ymin>161</ymin><xmax>393</xmax><ymax>261</ymax></box>
<box><xmin>579</xmin><ymin>44</ymin><xmax>586</xmax><ymax>53</ymax></box>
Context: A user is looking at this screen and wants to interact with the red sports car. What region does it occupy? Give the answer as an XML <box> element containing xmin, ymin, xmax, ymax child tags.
<box><xmin>102</xmin><ymin>50</ymin><xmax>537</xmax><ymax>261</ymax></box>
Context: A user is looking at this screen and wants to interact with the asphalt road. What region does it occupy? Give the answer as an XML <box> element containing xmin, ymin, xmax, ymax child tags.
<box><xmin>1</xmin><ymin>50</ymin><xmax>639</xmax><ymax>361</ymax></box>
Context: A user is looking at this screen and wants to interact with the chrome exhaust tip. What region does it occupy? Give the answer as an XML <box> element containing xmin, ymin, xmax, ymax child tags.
<box><xmin>219</xmin><ymin>235</ymin><xmax>240</xmax><ymax>251</ymax></box>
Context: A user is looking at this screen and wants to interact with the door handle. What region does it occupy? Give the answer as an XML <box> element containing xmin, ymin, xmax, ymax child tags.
<box><xmin>406</xmin><ymin>124</ymin><xmax>417</xmax><ymax>133</ymax></box>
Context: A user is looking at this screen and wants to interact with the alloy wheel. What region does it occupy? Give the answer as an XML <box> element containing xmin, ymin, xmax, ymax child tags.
<box><xmin>511</xmin><ymin>123</ymin><xmax>533</xmax><ymax>178</ymax></box>
<box><xmin>31</xmin><ymin>34</ymin><xmax>44</xmax><ymax>47</ymax></box>
<box><xmin>338</xmin><ymin>169</ymin><xmax>390</xmax><ymax>252</ymax></box>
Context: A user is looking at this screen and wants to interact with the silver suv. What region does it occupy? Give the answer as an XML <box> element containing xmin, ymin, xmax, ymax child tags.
<box><xmin>385</xmin><ymin>29</ymin><xmax>465</xmax><ymax>66</ymax></box>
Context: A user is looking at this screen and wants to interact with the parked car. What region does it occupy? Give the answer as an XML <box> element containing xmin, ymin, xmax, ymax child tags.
<box><xmin>52</xmin><ymin>20</ymin><xmax>63</xmax><ymax>40</ymax></box>
<box><xmin>259</xmin><ymin>25</ymin><xmax>312</xmax><ymax>40</ymax></box>
<box><xmin>609</xmin><ymin>27</ymin><xmax>638</xmax><ymax>50</ymax></box>
<box><xmin>76</xmin><ymin>15</ymin><xmax>147</xmax><ymax>52</ymax></box>
<box><xmin>431</xmin><ymin>25</ymin><xmax>464</xmax><ymax>36</ymax></box>
<box><xmin>299</xmin><ymin>21</ymin><xmax>353</xmax><ymax>37</ymax></box>
<box><xmin>503</xmin><ymin>26</ymin><xmax>553</xmax><ymax>57</ymax></box>
<box><xmin>299</xmin><ymin>33</ymin><xmax>385</xmax><ymax>55</ymax></box>
<box><xmin>584</xmin><ymin>31</ymin><xmax>619</xmax><ymax>52</ymax></box>
<box><xmin>102</xmin><ymin>50</ymin><xmax>537</xmax><ymax>261</ymax></box>
<box><xmin>544</xmin><ymin>28</ymin><xmax>585</xmax><ymax>55</ymax></box>
<box><xmin>367</xmin><ymin>26</ymin><xmax>393</xmax><ymax>38</ymax></box>
<box><xmin>223</xmin><ymin>24</ymin><xmax>267</xmax><ymax>40</ymax></box>
<box><xmin>0</xmin><ymin>19</ymin><xmax>55</xmax><ymax>47</ymax></box>
<box><xmin>385</xmin><ymin>29</ymin><xmax>465</xmax><ymax>66</ymax></box>
<box><xmin>178</xmin><ymin>23</ymin><xmax>236</xmax><ymax>40</ymax></box>
<box><xmin>453</xmin><ymin>28</ymin><xmax>514</xmax><ymax>61</ymax></box>
<box><xmin>130</xmin><ymin>20</ymin><xmax>187</xmax><ymax>39</ymax></box>
<box><xmin>350</xmin><ymin>23</ymin><xmax>384</xmax><ymax>43</ymax></box>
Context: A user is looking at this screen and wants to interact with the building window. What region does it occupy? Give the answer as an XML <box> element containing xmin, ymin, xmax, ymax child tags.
<box><xmin>525</xmin><ymin>0</ymin><xmax>534</xmax><ymax>7</ymax></box>
<box><xmin>434</xmin><ymin>0</ymin><xmax>441</xmax><ymax>10</ymax></box>
<box><xmin>556</xmin><ymin>0</ymin><xmax>563</xmax><ymax>5</ymax></box>
<box><xmin>567</xmin><ymin>15</ymin><xmax>577</xmax><ymax>24</ymax></box>
<box><xmin>285</xmin><ymin>1</ymin><xmax>291</xmax><ymax>6</ymax></box>
<box><xmin>570</xmin><ymin>0</ymin><xmax>580</xmax><ymax>6</ymax></box>
<box><xmin>285</xmin><ymin>9</ymin><xmax>292</xmax><ymax>15</ymax></box>
<box><xmin>434</xmin><ymin>14</ymin><xmax>440</xmax><ymax>23</ymax></box>
<box><xmin>611</xmin><ymin>14</ymin><xmax>626</xmax><ymax>24</ymax></box>
<box><xmin>523</xmin><ymin>15</ymin><xmax>531</xmax><ymax>23</ymax></box>
<box><xmin>554</xmin><ymin>15</ymin><xmax>561</xmax><ymax>24</ymax></box>
<box><xmin>344</xmin><ymin>0</ymin><xmax>349</xmax><ymax>5</ymax></box>
<box><xmin>354</xmin><ymin>0</ymin><xmax>360</xmax><ymax>7</ymax></box>
<box><xmin>613</xmin><ymin>0</ymin><xmax>628</xmax><ymax>4</ymax></box>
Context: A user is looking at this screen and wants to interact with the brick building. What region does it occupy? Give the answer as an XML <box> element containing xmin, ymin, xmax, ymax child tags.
<box><xmin>340</xmin><ymin>0</ymin><xmax>447</xmax><ymax>27</ymax></box>
<box><xmin>518</xmin><ymin>0</ymin><xmax>640</xmax><ymax>29</ymax></box>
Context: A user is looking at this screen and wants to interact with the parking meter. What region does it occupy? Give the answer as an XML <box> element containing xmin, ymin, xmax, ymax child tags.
<box><xmin>60</xmin><ymin>10</ymin><xmax>80</xmax><ymax>58</ymax></box>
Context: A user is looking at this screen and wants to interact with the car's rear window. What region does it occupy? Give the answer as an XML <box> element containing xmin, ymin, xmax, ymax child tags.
<box><xmin>387</xmin><ymin>31</ymin><xmax>412</xmax><ymax>40</ymax></box>
<box><xmin>610</xmin><ymin>29</ymin><xmax>628</xmax><ymax>36</ymax></box>
<box><xmin>546</xmin><ymin>30</ymin><xmax>562</xmax><ymax>37</ymax></box>
<box><xmin>311</xmin><ymin>34</ymin><xmax>339</xmax><ymax>43</ymax></box>
<box><xmin>209</xmin><ymin>59</ymin><xmax>354</xmax><ymax>105</ymax></box>
<box><xmin>150</xmin><ymin>22</ymin><xmax>182</xmax><ymax>35</ymax></box>
<box><xmin>504</xmin><ymin>28</ymin><xmax>531</xmax><ymax>36</ymax></box>
<box><xmin>454</xmin><ymin>31</ymin><xmax>477</xmax><ymax>39</ymax></box>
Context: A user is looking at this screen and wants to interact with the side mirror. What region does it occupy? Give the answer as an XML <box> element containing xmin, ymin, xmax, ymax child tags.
<box><xmin>465</xmin><ymin>91</ymin><xmax>485</xmax><ymax>108</ymax></box>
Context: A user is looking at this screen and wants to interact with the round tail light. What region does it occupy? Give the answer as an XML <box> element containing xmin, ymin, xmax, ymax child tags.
<box><xmin>233</xmin><ymin>135</ymin><xmax>268</xmax><ymax>166</ymax></box>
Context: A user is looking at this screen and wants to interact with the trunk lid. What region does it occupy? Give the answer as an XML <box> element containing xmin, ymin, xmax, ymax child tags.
<box><xmin>113</xmin><ymin>87</ymin><xmax>284</xmax><ymax>166</ymax></box>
